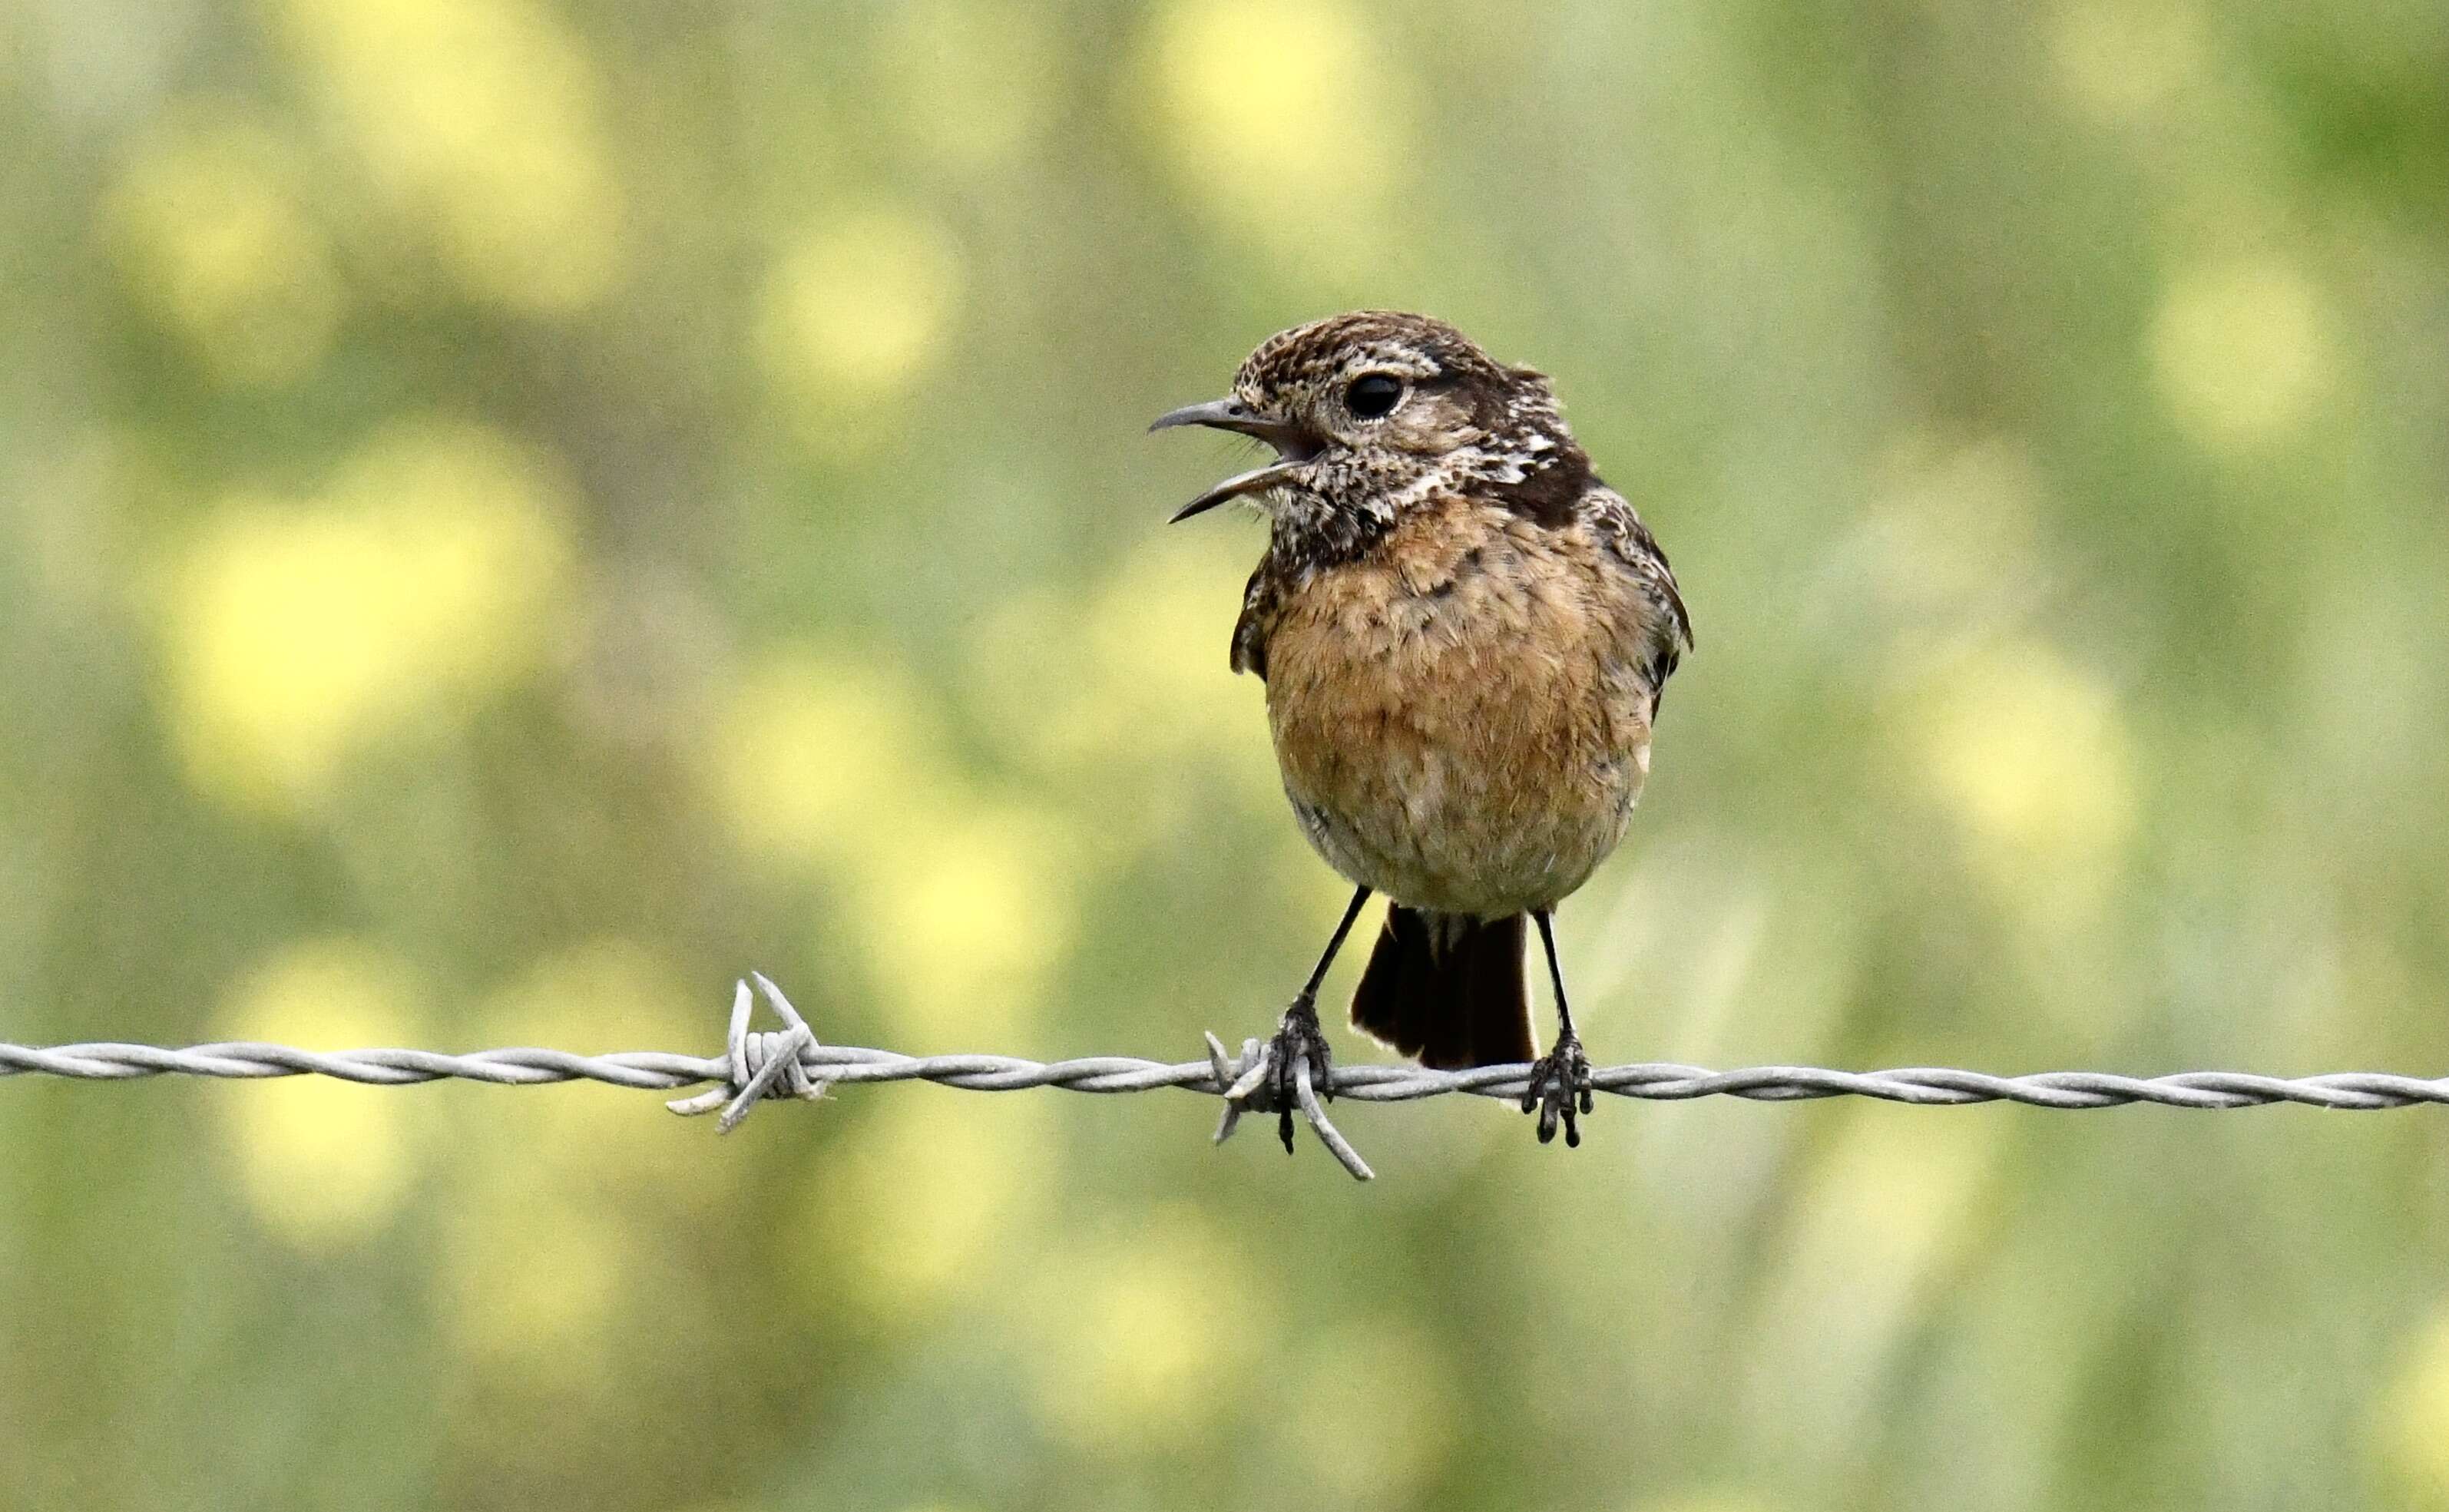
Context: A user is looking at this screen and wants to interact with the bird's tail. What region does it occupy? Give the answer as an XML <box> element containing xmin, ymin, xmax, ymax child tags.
<box><xmin>1349</xmin><ymin>906</ymin><xmax>1534</xmax><ymax>1070</ymax></box>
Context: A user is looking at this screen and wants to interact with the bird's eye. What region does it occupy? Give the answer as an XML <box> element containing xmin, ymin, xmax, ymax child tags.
<box><xmin>1345</xmin><ymin>373</ymin><xmax>1404</xmax><ymax>419</ymax></box>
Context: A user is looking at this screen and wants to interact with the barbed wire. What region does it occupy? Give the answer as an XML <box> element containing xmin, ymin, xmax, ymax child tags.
<box><xmin>6</xmin><ymin>973</ymin><xmax>2446</xmax><ymax>1181</ymax></box>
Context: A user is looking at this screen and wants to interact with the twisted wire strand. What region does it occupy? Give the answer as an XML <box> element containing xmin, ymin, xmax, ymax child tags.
<box><xmin>11</xmin><ymin>973</ymin><xmax>2449</xmax><ymax>1182</ymax></box>
<box><xmin>8</xmin><ymin>1041</ymin><xmax>2449</xmax><ymax>1108</ymax></box>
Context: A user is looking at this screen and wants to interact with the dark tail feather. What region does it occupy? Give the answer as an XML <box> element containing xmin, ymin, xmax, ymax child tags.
<box><xmin>1349</xmin><ymin>907</ymin><xmax>1534</xmax><ymax>1070</ymax></box>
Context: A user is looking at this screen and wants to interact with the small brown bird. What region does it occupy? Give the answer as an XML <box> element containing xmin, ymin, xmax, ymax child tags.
<box><xmin>1153</xmin><ymin>311</ymin><xmax>1689</xmax><ymax>1149</ymax></box>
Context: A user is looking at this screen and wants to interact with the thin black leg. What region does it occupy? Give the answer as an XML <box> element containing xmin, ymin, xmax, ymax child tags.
<box><xmin>1266</xmin><ymin>885</ymin><xmax>1371</xmax><ymax>1154</ymax></box>
<box><xmin>1297</xmin><ymin>885</ymin><xmax>1374</xmax><ymax>1006</ymax></box>
<box><xmin>1534</xmin><ymin>909</ymin><xmax>1576</xmax><ymax>1042</ymax></box>
<box><xmin>1524</xmin><ymin>908</ymin><xmax>1594</xmax><ymax>1146</ymax></box>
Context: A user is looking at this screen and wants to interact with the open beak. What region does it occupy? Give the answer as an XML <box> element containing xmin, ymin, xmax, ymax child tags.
<box><xmin>1149</xmin><ymin>398</ymin><xmax>1318</xmax><ymax>521</ymax></box>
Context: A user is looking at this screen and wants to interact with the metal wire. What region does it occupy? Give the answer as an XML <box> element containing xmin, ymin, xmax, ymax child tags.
<box><xmin>8</xmin><ymin>973</ymin><xmax>2447</xmax><ymax>1182</ymax></box>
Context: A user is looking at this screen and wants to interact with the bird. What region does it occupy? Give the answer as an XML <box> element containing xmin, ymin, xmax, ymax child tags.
<box><xmin>1151</xmin><ymin>310</ymin><xmax>1689</xmax><ymax>1150</ymax></box>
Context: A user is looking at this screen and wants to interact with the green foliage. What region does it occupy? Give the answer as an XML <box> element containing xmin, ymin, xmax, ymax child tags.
<box><xmin>2</xmin><ymin>0</ymin><xmax>2447</xmax><ymax>1507</ymax></box>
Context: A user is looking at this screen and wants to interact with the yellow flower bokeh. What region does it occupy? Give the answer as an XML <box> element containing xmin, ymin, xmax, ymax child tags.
<box><xmin>104</xmin><ymin>101</ymin><xmax>342</xmax><ymax>385</ymax></box>
<box><xmin>797</xmin><ymin>1089</ymin><xmax>1056</xmax><ymax>1322</ymax></box>
<box><xmin>15</xmin><ymin>0</ymin><xmax>2447</xmax><ymax>1497</ymax></box>
<box><xmin>701</xmin><ymin>642</ymin><xmax>1078</xmax><ymax>1044</ymax></box>
<box><xmin>159</xmin><ymin>419</ymin><xmax>575</xmax><ymax>809</ymax></box>
<box><xmin>755</xmin><ymin>208</ymin><xmax>965</xmax><ymax>448</ymax></box>
<box><xmin>266</xmin><ymin>0</ymin><xmax>624</xmax><ymax>310</ymax></box>
<box><xmin>426</xmin><ymin>942</ymin><xmax>713</xmax><ymax>1394</ymax></box>
<box><xmin>438</xmin><ymin>1173</ymin><xmax>637</xmax><ymax>1394</ymax></box>
<box><xmin>1026</xmin><ymin>1206</ymin><xmax>1260</xmax><ymax>1451</ymax></box>
<box><xmin>476</xmin><ymin>941</ymin><xmax>728</xmax><ymax>1199</ymax></box>
<box><xmin>1904</xmin><ymin>637</ymin><xmax>2138</xmax><ymax>921</ymax></box>
<box><xmin>1137</xmin><ymin>0</ymin><xmax>1418</xmax><ymax>276</ymax></box>
<box><xmin>855</xmin><ymin>809</ymin><xmax>1075</xmax><ymax>1044</ymax></box>
<box><xmin>966</xmin><ymin>534</ymin><xmax>1279</xmax><ymax>816</ymax></box>
<box><xmin>214</xmin><ymin>939</ymin><xmax>425</xmax><ymax>1249</ymax></box>
<box><xmin>2149</xmin><ymin>253</ymin><xmax>2337</xmax><ymax>452</ymax></box>
<box><xmin>1863</xmin><ymin>435</ymin><xmax>2048</xmax><ymax>623</ymax></box>
<box><xmin>703</xmin><ymin>644</ymin><xmax>956</xmax><ymax>874</ymax></box>
<box><xmin>1744</xmin><ymin>1112</ymin><xmax>2004</xmax><ymax>1451</ymax></box>
<box><xmin>2381</xmin><ymin>1303</ymin><xmax>2449</xmax><ymax>1504</ymax></box>
<box><xmin>2048</xmin><ymin>0</ymin><xmax>2206</xmax><ymax>124</ymax></box>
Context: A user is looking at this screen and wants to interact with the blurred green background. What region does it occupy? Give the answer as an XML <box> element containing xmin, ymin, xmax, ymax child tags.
<box><xmin>5</xmin><ymin>0</ymin><xmax>2449</xmax><ymax>1506</ymax></box>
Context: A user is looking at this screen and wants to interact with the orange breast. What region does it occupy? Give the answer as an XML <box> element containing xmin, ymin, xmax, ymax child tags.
<box><xmin>1263</xmin><ymin>501</ymin><xmax>1657</xmax><ymax>915</ymax></box>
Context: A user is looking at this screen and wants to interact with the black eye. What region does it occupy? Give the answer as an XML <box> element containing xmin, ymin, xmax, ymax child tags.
<box><xmin>1345</xmin><ymin>373</ymin><xmax>1404</xmax><ymax>419</ymax></box>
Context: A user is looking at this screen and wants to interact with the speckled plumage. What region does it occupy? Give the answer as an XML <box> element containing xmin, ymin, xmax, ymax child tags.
<box><xmin>1156</xmin><ymin>310</ymin><xmax>1689</xmax><ymax>1143</ymax></box>
<box><xmin>1218</xmin><ymin>313</ymin><xmax>1688</xmax><ymax>912</ymax></box>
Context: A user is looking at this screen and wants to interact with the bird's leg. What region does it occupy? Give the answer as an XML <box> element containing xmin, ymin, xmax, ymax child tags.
<box><xmin>1263</xmin><ymin>885</ymin><xmax>1372</xmax><ymax>1153</ymax></box>
<box><xmin>1523</xmin><ymin>910</ymin><xmax>1595</xmax><ymax>1147</ymax></box>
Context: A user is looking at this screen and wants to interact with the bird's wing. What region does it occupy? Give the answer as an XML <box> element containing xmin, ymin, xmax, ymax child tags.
<box><xmin>1580</xmin><ymin>482</ymin><xmax>1691</xmax><ymax>696</ymax></box>
<box><xmin>1229</xmin><ymin>554</ymin><xmax>1279</xmax><ymax>680</ymax></box>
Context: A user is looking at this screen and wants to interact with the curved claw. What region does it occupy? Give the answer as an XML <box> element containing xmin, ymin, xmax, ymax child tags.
<box><xmin>1524</xmin><ymin>1034</ymin><xmax>1594</xmax><ymax>1149</ymax></box>
<box><xmin>1206</xmin><ymin>998</ymin><xmax>1374</xmax><ymax>1180</ymax></box>
<box><xmin>1269</xmin><ymin>1003</ymin><xmax>1334</xmax><ymax>1155</ymax></box>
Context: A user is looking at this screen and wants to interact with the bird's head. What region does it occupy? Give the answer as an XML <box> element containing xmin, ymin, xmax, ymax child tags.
<box><xmin>1150</xmin><ymin>311</ymin><xmax>1585</xmax><ymax>542</ymax></box>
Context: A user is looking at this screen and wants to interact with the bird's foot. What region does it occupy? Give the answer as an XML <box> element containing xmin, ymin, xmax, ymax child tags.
<box><xmin>1207</xmin><ymin>996</ymin><xmax>1371</xmax><ymax>1179</ymax></box>
<box><xmin>1263</xmin><ymin>995</ymin><xmax>1335</xmax><ymax>1154</ymax></box>
<box><xmin>1521</xmin><ymin>1030</ymin><xmax>1594</xmax><ymax>1147</ymax></box>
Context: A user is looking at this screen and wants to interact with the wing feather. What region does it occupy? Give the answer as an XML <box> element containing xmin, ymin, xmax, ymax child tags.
<box><xmin>1578</xmin><ymin>483</ymin><xmax>1690</xmax><ymax>701</ymax></box>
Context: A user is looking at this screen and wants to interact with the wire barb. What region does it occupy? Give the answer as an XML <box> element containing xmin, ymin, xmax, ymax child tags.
<box><xmin>1204</xmin><ymin>1031</ymin><xmax>1374</xmax><ymax>1180</ymax></box>
<box><xmin>664</xmin><ymin>975</ymin><xmax>826</xmax><ymax>1131</ymax></box>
